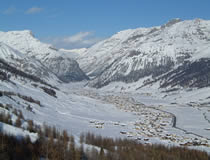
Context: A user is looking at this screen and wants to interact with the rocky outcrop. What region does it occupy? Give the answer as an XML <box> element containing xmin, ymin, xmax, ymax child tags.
<box><xmin>45</xmin><ymin>56</ymin><xmax>89</xmax><ymax>82</ymax></box>
<box><xmin>160</xmin><ymin>58</ymin><xmax>210</xmax><ymax>88</ymax></box>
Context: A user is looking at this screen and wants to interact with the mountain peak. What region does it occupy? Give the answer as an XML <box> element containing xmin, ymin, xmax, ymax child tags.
<box><xmin>3</xmin><ymin>30</ymin><xmax>35</xmax><ymax>38</ymax></box>
<box><xmin>0</xmin><ymin>29</ymin><xmax>89</xmax><ymax>83</ymax></box>
<box><xmin>162</xmin><ymin>18</ymin><xmax>182</xmax><ymax>28</ymax></box>
<box><xmin>168</xmin><ymin>18</ymin><xmax>182</xmax><ymax>23</ymax></box>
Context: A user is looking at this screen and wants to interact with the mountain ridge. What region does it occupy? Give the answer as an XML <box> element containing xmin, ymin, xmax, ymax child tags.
<box><xmin>0</xmin><ymin>30</ymin><xmax>89</xmax><ymax>82</ymax></box>
<box><xmin>77</xmin><ymin>18</ymin><xmax>210</xmax><ymax>88</ymax></box>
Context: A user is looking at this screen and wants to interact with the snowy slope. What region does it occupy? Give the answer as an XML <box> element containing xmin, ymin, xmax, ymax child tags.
<box><xmin>0</xmin><ymin>42</ymin><xmax>58</xmax><ymax>81</ymax></box>
<box><xmin>0</xmin><ymin>71</ymin><xmax>210</xmax><ymax>152</ymax></box>
<box><xmin>0</xmin><ymin>30</ymin><xmax>89</xmax><ymax>82</ymax></box>
<box><xmin>78</xmin><ymin>19</ymin><xmax>210</xmax><ymax>88</ymax></box>
<box><xmin>0</xmin><ymin>42</ymin><xmax>24</xmax><ymax>60</ymax></box>
<box><xmin>59</xmin><ymin>48</ymin><xmax>87</xmax><ymax>59</ymax></box>
<box><xmin>0</xmin><ymin>61</ymin><xmax>139</xmax><ymax>140</ymax></box>
<box><xmin>0</xmin><ymin>122</ymin><xmax>38</xmax><ymax>142</ymax></box>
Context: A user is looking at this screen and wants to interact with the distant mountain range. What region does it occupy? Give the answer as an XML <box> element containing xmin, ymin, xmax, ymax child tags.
<box><xmin>1</xmin><ymin>19</ymin><xmax>209</xmax><ymax>90</ymax></box>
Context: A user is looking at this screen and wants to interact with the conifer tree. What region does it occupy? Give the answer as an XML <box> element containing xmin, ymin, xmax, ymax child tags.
<box><xmin>69</xmin><ymin>135</ymin><xmax>76</xmax><ymax>160</ymax></box>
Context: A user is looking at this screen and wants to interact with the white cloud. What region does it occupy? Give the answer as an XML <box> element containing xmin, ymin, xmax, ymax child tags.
<box><xmin>63</xmin><ymin>32</ymin><xmax>91</xmax><ymax>43</ymax></box>
<box><xmin>42</xmin><ymin>32</ymin><xmax>104</xmax><ymax>49</ymax></box>
<box><xmin>25</xmin><ymin>7</ymin><xmax>43</xmax><ymax>14</ymax></box>
<box><xmin>3</xmin><ymin>6</ymin><xmax>16</xmax><ymax>15</ymax></box>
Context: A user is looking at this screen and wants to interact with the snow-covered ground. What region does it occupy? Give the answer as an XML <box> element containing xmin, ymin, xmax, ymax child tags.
<box><xmin>0</xmin><ymin>122</ymin><xmax>38</xmax><ymax>142</ymax></box>
<box><xmin>60</xmin><ymin>82</ymin><xmax>210</xmax><ymax>152</ymax></box>
<box><xmin>0</xmin><ymin>76</ymin><xmax>210</xmax><ymax>153</ymax></box>
<box><xmin>0</xmin><ymin>79</ymin><xmax>139</xmax><ymax>138</ymax></box>
<box><xmin>60</xmin><ymin>82</ymin><xmax>209</xmax><ymax>154</ymax></box>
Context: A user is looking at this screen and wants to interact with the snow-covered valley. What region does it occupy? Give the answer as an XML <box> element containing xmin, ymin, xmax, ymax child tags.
<box><xmin>0</xmin><ymin>18</ymin><xmax>210</xmax><ymax>155</ymax></box>
<box><xmin>2</xmin><ymin>77</ymin><xmax>210</xmax><ymax>152</ymax></box>
<box><xmin>66</xmin><ymin>83</ymin><xmax>210</xmax><ymax>152</ymax></box>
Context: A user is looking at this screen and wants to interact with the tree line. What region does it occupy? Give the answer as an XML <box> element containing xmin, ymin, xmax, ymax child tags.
<box><xmin>0</xmin><ymin>125</ymin><xmax>209</xmax><ymax>160</ymax></box>
<box><xmin>0</xmin><ymin>104</ymin><xmax>209</xmax><ymax>160</ymax></box>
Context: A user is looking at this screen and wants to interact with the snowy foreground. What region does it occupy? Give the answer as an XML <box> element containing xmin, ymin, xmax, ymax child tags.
<box><xmin>0</xmin><ymin>80</ymin><xmax>210</xmax><ymax>153</ymax></box>
<box><xmin>62</xmin><ymin>82</ymin><xmax>210</xmax><ymax>153</ymax></box>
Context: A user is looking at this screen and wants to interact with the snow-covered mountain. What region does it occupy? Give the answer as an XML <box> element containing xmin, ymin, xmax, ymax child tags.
<box><xmin>0</xmin><ymin>42</ymin><xmax>58</xmax><ymax>81</ymax></box>
<box><xmin>78</xmin><ymin>19</ymin><xmax>210</xmax><ymax>88</ymax></box>
<box><xmin>0</xmin><ymin>30</ymin><xmax>89</xmax><ymax>82</ymax></box>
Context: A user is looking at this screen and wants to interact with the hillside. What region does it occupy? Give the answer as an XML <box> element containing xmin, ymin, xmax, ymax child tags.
<box><xmin>0</xmin><ymin>30</ymin><xmax>89</xmax><ymax>82</ymax></box>
<box><xmin>78</xmin><ymin>19</ymin><xmax>210</xmax><ymax>88</ymax></box>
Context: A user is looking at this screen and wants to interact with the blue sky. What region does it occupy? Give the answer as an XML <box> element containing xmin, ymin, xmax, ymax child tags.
<box><xmin>1</xmin><ymin>0</ymin><xmax>210</xmax><ymax>49</ymax></box>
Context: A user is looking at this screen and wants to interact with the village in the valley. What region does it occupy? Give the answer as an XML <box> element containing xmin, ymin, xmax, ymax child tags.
<box><xmin>79</xmin><ymin>90</ymin><xmax>210</xmax><ymax>148</ymax></box>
